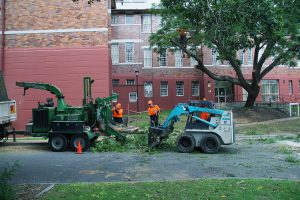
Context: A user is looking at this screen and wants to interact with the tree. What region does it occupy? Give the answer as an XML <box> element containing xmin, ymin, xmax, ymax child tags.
<box><xmin>150</xmin><ymin>0</ymin><xmax>300</xmax><ymax>107</ymax></box>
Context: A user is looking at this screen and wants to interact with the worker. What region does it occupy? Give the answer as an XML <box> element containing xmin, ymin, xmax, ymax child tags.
<box><xmin>199</xmin><ymin>104</ymin><xmax>210</xmax><ymax>121</ymax></box>
<box><xmin>177</xmin><ymin>28</ymin><xmax>187</xmax><ymax>48</ymax></box>
<box><xmin>147</xmin><ymin>100</ymin><xmax>160</xmax><ymax>127</ymax></box>
<box><xmin>112</xmin><ymin>103</ymin><xmax>123</xmax><ymax>123</ymax></box>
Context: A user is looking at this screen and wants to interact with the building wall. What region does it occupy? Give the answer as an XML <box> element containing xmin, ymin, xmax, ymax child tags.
<box><xmin>1</xmin><ymin>0</ymin><xmax>111</xmax><ymax>129</ymax></box>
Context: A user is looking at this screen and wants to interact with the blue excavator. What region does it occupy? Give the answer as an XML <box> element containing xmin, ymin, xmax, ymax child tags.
<box><xmin>148</xmin><ymin>103</ymin><xmax>235</xmax><ymax>153</ymax></box>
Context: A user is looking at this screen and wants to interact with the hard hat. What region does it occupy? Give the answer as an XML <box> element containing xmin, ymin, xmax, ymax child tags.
<box><xmin>203</xmin><ymin>98</ymin><xmax>207</xmax><ymax>100</ymax></box>
<box><xmin>116</xmin><ymin>103</ymin><xmax>121</xmax><ymax>109</ymax></box>
<box><xmin>147</xmin><ymin>100</ymin><xmax>153</xmax><ymax>105</ymax></box>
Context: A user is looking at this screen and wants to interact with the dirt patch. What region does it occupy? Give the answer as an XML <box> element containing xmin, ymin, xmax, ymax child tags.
<box><xmin>232</xmin><ymin>107</ymin><xmax>289</xmax><ymax>124</ymax></box>
<box><xmin>15</xmin><ymin>184</ymin><xmax>52</xmax><ymax>200</ymax></box>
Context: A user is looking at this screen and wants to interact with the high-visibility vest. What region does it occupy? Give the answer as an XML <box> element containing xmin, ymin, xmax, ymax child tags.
<box><xmin>148</xmin><ymin>105</ymin><xmax>160</xmax><ymax>116</ymax></box>
<box><xmin>113</xmin><ymin>108</ymin><xmax>123</xmax><ymax>118</ymax></box>
<box><xmin>199</xmin><ymin>112</ymin><xmax>210</xmax><ymax>121</ymax></box>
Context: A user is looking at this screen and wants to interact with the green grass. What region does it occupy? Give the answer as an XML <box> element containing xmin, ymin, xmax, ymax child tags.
<box><xmin>285</xmin><ymin>155</ymin><xmax>300</xmax><ymax>164</ymax></box>
<box><xmin>278</xmin><ymin>146</ymin><xmax>293</xmax><ymax>154</ymax></box>
<box><xmin>41</xmin><ymin>179</ymin><xmax>300</xmax><ymax>200</ymax></box>
<box><xmin>236</xmin><ymin>119</ymin><xmax>300</xmax><ymax>135</ymax></box>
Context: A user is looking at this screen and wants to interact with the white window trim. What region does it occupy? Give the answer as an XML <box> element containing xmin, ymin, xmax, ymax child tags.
<box><xmin>159</xmin><ymin>49</ymin><xmax>167</xmax><ymax>67</ymax></box>
<box><xmin>142</xmin><ymin>14</ymin><xmax>151</xmax><ymax>33</ymax></box>
<box><xmin>143</xmin><ymin>48</ymin><xmax>152</xmax><ymax>68</ymax></box>
<box><xmin>191</xmin><ymin>81</ymin><xmax>199</xmax><ymax>96</ymax></box>
<box><xmin>175</xmin><ymin>50</ymin><xmax>183</xmax><ymax>67</ymax></box>
<box><xmin>111</xmin><ymin>43</ymin><xmax>119</xmax><ymax>64</ymax></box>
<box><xmin>125</xmin><ymin>14</ymin><xmax>134</xmax><ymax>24</ymax></box>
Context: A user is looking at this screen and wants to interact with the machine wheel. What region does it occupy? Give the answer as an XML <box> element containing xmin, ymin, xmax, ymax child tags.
<box><xmin>70</xmin><ymin>134</ymin><xmax>90</xmax><ymax>152</ymax></box>
<box><xmin>176</xmin><ymin>134</ymin><xmax>196</xmax><ymax>153</ymax></box>
<box><xmin>200</xmin><ymin>134</ymin><xmax>221</xmax><ymax>154</ymax></box>
<box><xmin>49</xmin><ymin>134</ymin><xmax>68</xmax><ymax>152</ymax></box>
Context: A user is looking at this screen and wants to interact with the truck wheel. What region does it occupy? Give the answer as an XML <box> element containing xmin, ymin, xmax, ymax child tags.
<box><xmin>70</xmin><ymin>134</ymin><xmax>90</xmax><ymax>152</ymax></box>
<box><xmin>200</xmin><ymin>134</ymin><xmax>220</xmax><ymax>154</ymax></box>
<box><xmin>49</xmin><ymin>134</ymin><xmax>68</xmax><ymax>152</ymax></box>
<box><xmin>176</xmin><ymin>134</ymin><xmax>196</xmax><ymax>153</ymax></box>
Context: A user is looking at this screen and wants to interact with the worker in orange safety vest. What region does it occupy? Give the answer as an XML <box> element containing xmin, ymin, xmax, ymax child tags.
<box><xmin>112</xmin><ymin>103</ymin><xmax>123</xmax><ymax>123</ymax></box>
<box><xmin>147</xmin><ymin>100</ymin><xmax>160</xmax><ymax>127</ymax></box>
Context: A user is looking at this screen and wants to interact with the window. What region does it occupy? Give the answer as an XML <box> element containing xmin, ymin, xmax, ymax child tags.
<box><xmin>144</xmin><ymin>82</ymin><xmax>153</xmax><ymax>97</ymax></box>
<box><xmin>190</xmin><ymin>56</ymin><xmax>198</xmax><ymax>67</ymax></box>
<box><xmin>126</xmin><ymin>79</ymin><xmax>135</xmax><ymax>85</ymax></box>
<box><xmin>289</xmin><ymin>80</ymin><xmax>293</xmax><ymax>94</ymax></box>
<box><xmin>111</xmin><ymin>43</ymin><xmax>119</xmax><ymax>64</ymax></box>
<box><xmin>144</xmin><ymin>48</ymin><xmax>152</xmax><ymax>67</ymax></box>
<box><xmin>159</xmin><ymin>49</ymin><xmax>167</xmax><ymax>67</ymax></box>
<box><xmin>111</xmin><ymin>15</ymin><xmax>118</xmax><ymax>24</ymax></box>
<box><xmin>212</xmin><ymin>49</ymin><xmax>219</xmax><ymax>66</ymax></box>
<box><xmin>129</xmin><ymin>92</ymin><xmax>137</xmax><ymax>102</ymax></box>
<box><xmin>261</xmin><ymin>80</ymin><xmax>279</xmax><ymax>102</ymax></box>
<box><xmin>125</xmin><ymin>42</ymin><xmax>134</xmax><ymax>63</ymax></box>
<box><xmin>176</xmin><ymin>81</ymin><xmax>184</xmax><ymax>96</ymax></box>
<box><xmin>175</xmin><ymin>50</ymin><xmax>183</xmax><ymax>67</ymax></box>
<box><xmin>112</xmin><ymin>79</ymin><xmax>119</xmax><ymax>85</ymax></box>
<box><xmin>239</xmin><ymin>50</ymin><xmax>244</xmax><ymax>65</ymax></box>
<box><xmin>191</xmin><ymin>81</ymin><xmax>199</xmax><ymax>96</ymax></box>
<box><xmin>160</xmin><ymin>81</ymin><xmax>168</xmax><ymax>96</ymax></box>
<box><xmin>142</xmin><ymin>15</ymin><xmax>151</xmax><ymax>33</ymax></box>
<box><xmin>248</xmin><ymin>49</ymin><xmax>253</xmax><ymax>65</ymax></box>
<box><xmin>125</xmin><ymin>14</ymin><xmax>133</xmax><ymax>24</ymax></box>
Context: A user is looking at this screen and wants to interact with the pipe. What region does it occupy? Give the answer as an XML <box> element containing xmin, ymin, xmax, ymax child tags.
<box><xmin>1</xmin><ymin>0</ymin><xmax>6</xmax><ymax>72</ymax></box>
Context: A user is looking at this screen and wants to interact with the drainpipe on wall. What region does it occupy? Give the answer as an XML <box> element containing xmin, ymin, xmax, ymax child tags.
<box><xmin>1</xmin><ymin>0</ymin><xmax>6</xmax><ymax>72</ymax></box>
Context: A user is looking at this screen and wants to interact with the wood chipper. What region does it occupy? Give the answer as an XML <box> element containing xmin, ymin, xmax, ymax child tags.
<box><xmin>15</xmin><ymin>77</ymin><xmax>127</xmax><ymax>152</ymax></box>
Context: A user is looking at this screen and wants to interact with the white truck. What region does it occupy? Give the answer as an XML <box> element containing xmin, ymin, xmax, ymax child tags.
<box><xmin>0</xmin><ymin>72</ymin><xmax>17</xmax><ymax>141</ymax></box>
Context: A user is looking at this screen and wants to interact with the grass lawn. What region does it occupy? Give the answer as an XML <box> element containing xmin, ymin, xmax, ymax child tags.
<box><xmin>236</xmin><ymin>119</ymin><xmax>300</xmax><ymax>135</ymax></box>
<box><xmin>41</xmin><ymin>179</ymin><xmax>300</xmax><ymax>200</ymax></box>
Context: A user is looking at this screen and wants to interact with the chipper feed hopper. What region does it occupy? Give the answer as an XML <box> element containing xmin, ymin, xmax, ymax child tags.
<box><xmin>16</xmin><ymin>77</ymin><xmax>125</xmax><ymax>152</ymax></box>
<box><xmin>148</xmin><ymin>104</ymin><xmax>235</xmax><ymax>153</ymax></box>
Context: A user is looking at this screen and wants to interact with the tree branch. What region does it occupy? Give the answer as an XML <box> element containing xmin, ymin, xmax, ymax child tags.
<box><xmin>170</xmin><ymin>39</ymin><xmax>241</xmax><ymax>85</ymax></box>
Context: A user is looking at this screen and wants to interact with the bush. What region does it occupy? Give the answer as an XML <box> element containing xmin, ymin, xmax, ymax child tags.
<box><xmin>0</xmin><ymin>161</ymin><xmax>20</xmax><ymax>200</ymax></box>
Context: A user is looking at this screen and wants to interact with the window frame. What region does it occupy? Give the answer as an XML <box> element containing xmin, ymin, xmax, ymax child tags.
<box><xmin>175</xmin><ymin>50</ymin><xmax>183</xmax><ymax>67</ymax></box>
<box><xmin>111</xmin><ymin>43</ymin><xmax>119</xmax><ymax>64</ymax></box>
<box><xmin>129</xmin><ymin>92</ymin><xmax>137</xmax><ymax>102</ymax></box>
<box><xmin>160</xmin><ymin>81</ymin><xmax>168</xmax><ymax>97</ymax></box>
<box><xmin>144</xmin><ymin>81</ymin><xmax>153</xmax><ymax>97</ymax></box>
<box><xmin>125</xmin><ymin>42</ymin><xmax>134</xmax><ymax>63</ymax></box>
<box><xmin>159</xmin><ymin>49</ymin><xmax>167</xmax><ymax>67</ymax></box>
<box><xmin>176</xmin><ymin>81</ymin><xmax>184</xmax><ymax>96</ymax></box>
<box><xmin>191</xmin><ymin>81</ymin><xmax>199</xmax><ymax>96</ymax></box>
<box><xmin>125</xmin><ymin>14</ymin><xmax>134</xmax><ymax>24</ymax></box>
<box><xmin>142</xmin><ymin>14</ymin><xmax>151</xmax><ymax>33</ymax></box>
<box><xmin>143</xmin><ymin>48</ymin><xmax>152</xmax><ymax>68</ymax></box>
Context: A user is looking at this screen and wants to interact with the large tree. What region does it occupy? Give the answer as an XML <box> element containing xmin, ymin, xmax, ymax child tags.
<box><xmin>150</xmin><ymin>0</ymin><xmax>300</xmax><ymax>107</ymax></box>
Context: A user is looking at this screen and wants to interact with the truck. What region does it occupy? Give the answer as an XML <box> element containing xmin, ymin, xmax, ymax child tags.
<box><xmin>15</xmin><ymin>77</ymin><xmax>125</xmax><ymax>152</ymax></box>
<box><xmin>148</xmin><ymin>103</ymin><xmax>235</xmax><ymax>153</ymax></box>
<box><xmin>0</xmin><ymin>72</ymin><xmax>17</xmax><ymax>141</ymax></box>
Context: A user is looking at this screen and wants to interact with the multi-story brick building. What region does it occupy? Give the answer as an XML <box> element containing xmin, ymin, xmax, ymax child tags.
<box><xmin>111</xmin><ymin>0</ymin><xmax>300</xmax><ymax>113</ymax></box>
<box><xmin>0</xmin><ymin>0</ymin><xmax>114</xmax><ymax>129</ymax></box>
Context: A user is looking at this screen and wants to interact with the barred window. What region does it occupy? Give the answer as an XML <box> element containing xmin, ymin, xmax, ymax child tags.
<box><xmin>125</xmin><ymin>42</ymin><xmax>134</xmax><ymax>63</ymax></box>
<box><xmin>191</xmin><ymin>81</ymin><xmax>199</xmax><ymax>96</ymax></box>
<box><xmin>261</xmin><ymin>80</ymin><xmax>279</xmax><ymax>102</ymax></box>
<box><xmin>160</xmin><ymin>81</ymin><xmax>168</xmax><ymax>96</ymax></box>
<box><xmin>212</xmin><ymin>49</ymin><xmax>219</xmax><ymax>66</ymax></box>
<box><xmin>239</xmin><ymin>50</ymin><xmax>244</xmax><ymax>65</ymax></box>
<box><xmin>176</xmin><ymin>81</ymin><xmax>184</xmax><ymax>96</ymax></box>
<box><xmin>248</xmin><ymin>49</ymin><xmax>253</xmax><ymax>64</ymax></box>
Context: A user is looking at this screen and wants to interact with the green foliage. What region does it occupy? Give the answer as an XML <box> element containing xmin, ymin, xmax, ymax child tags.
<box><xmin>278</xmin><ymin>146</ymin><xmax>293</xmax><ymax>154</ymax></box>
<box><xmin>0</xmin><ymin>161</ymin><xmax>20</xmax><ymax>200</ymax></box>
<box><xmin>258</xmin><ymin>137</ymin><xmax>275</xmax><ymax>144</ymax></box>
<box><xmin>41</xmin><ymin>179</ymin><xmax>300</xmax><ymax>200</ymax></box>
<box><xmin>150</xmin><ymin>0</ymin><xmax>300</xmax><ymax>107</ymax></box>
<box><xmin>285</xmin><ymin>155</ymin><xmax>300</xmax><ymax>163</ymax></box>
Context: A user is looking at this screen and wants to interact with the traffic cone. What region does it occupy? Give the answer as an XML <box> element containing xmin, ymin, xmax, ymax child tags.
<box><xmin>76</xmin><ymin>141</ymin><xmax>82</xmax><ymax>154</ymax></box>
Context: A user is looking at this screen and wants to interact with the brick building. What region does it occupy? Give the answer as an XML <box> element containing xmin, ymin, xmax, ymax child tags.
<box><xmin>111</xmin><ymin>0</ymin><xmax>300</xmax><ymax>113</ymax></box>
<box><xmin>0</xmin><ymin>0</ymin><xmax>114</xmax><ymax>129</ymax></box>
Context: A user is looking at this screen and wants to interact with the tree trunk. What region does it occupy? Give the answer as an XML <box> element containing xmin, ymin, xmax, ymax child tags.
<box><xmin>244</xmin><ymin>87</ymin><xmax>260</xmax><ymax>108</ymax></box>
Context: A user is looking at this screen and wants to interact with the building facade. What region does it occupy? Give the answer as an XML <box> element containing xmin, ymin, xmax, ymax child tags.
<box><xmin>111</xmin><ymin>0</ymin><xmax>300</xmax><ymax>113</ymax></box>
<box><xmin>0</xmin><ymin>0</ymin><xmax>114</xmax><ymax>129</ymax></box>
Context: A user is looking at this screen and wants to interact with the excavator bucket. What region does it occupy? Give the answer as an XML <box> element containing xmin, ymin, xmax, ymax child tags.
<box><xmin>148</xmin><ymin>126</ymin><xmax>173</xmax><ymax>148</ymax></box>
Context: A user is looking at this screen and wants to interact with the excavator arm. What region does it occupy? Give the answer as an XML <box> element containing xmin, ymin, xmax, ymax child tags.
<box><xmin>16</xmin><ymin>81</ymin><xmax>68</xmax><ymax>111</ymax></box>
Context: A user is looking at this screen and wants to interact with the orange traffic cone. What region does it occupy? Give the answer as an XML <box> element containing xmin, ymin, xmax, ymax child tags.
<box><xmin>76</xmin><ymin>141</ymin><xmax>82</xmax><ymax>154</ymax></box>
